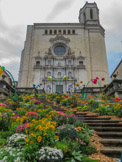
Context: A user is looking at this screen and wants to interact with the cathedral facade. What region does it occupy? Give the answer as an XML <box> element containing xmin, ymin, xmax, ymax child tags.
<box><xmin>18</xmin><ymin>2</ymin><xmax>109</xmax><ymax>93</ymax></box>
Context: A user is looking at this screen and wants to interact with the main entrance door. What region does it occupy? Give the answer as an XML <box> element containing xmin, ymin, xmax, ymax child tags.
<box><xmin>56</xmin><ymin>85</ymin><xmax>63</xmax><ymax>93</ymax></box>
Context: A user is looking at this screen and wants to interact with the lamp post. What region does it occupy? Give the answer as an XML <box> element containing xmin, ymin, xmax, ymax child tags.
<box><xmin>47</xmin><ymin>75</ymin><xmax>68</xmax><ymax>94</ymax></box>
<box><xmin>0</xmin><ymin>66</ymin><xmax>18</xmax><ymax>99</ymax></box>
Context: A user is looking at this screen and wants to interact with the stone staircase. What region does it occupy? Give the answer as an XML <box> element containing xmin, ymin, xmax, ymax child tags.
<box><xmin>38</xmin><ymin>98</ymin><xmax>122</xmax><ymax>159</ymax></box>
<box><xmin>76</xmin><ymin>112</ymin><xmax>122</xmax><ymax>159</ymax></box>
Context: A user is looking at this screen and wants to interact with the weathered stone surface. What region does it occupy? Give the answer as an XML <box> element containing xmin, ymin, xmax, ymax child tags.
<box><xmin>18</xmin><ymin>2</ymin><xmax>109</xmax><ymax>92</ymax></box>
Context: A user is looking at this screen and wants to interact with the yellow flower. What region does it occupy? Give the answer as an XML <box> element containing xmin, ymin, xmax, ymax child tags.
<box><xmin>44</xmin><ymin>132</ymin><xmax>47</xmax><ymax>136</ymax></box>
<box><xmin>37</xmin><ymin>136</ymin><xmax>42</xmax><ymax>143</ymax></box>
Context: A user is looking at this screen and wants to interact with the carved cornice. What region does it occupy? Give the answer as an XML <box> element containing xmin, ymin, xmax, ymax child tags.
<box><xmin>49</xmin><ymin>35</ymin><xmax>70</xmax><ymax>44</ymax></box>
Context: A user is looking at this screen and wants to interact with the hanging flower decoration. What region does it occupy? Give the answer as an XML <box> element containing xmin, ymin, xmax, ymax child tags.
<box><xmin>101</xmin><ymin>78</ymin><xmax>105</xmax><ymax>81</ymax></box>
<box><xmin>47</xmin><ymin>76</ymin><xmax>52</xmax><ymax>81</ymax></box>
<box><xmin>92</xmin><ymin>78</ymin><xmax>97</xmax><ymax>84</ymax></box>
<box><xmin>63</xmin><ymin>75</ymin><xmax>68</xmax><ymax>80</ymax></box>
<box><xmin>0</xmin><ymin>66</ymin><xmax>4</xmax><ymax>76</ymax></box>
<box><xmin>80</xmin><ymin>81</ymin><xmax>83</xmax><ymax>84</ymax></box>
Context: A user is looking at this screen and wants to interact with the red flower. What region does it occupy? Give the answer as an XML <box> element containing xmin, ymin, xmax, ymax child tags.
<box><xmin>96</xmin><ymin>77</ymin><xmax>99</xmax><ymax>80</ymax></box>
<box><xmin>114</xmin><ymin>98</ymin><xmax>120</xmax><ymax>102</ymax></box>
<box><xmin>101</xmin><ymin>78</ymin><xmax>105</xmax><ymax>81</ymax></box>
<box><xmin>92</xmin><ymin>79</ymin><xmax>97</xmax><ymax>84</ymax></box>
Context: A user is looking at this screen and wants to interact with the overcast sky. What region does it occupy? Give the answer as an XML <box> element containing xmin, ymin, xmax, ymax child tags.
<box><xmin>0</xmin><ymin>0</ymin><xmax>122</xmax><ymax>81</ymax></box>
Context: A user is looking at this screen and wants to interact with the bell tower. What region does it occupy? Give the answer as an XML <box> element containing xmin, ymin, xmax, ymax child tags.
<box><xmin>79</xmin><ymin>2</ymin><xmax>100</xmax><ymax>25</ymax></box>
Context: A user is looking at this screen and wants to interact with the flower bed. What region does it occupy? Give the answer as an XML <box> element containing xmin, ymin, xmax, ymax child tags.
<box><xmin>0</xmin><ymin>94</ymin><xmax>99</xmax><ymax>162</ymax></box>
<box><xmin>46</xmin><ymin>93</ymin><xmax>122</xmax><ymax>118</ymax></box>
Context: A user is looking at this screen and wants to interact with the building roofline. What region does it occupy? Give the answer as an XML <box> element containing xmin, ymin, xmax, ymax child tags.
<box><xmin>34</xmin><ymin>23</ymin><xmax>80</xmax><ymax>26</ymax></box>
<box><xmin>110</xmin><ymin>59</ymin><xmax>122</xmax><ymax>78</ymax></box>
<box><xmin>79</xmin><ymin>1</ymin><xmax>99</xmax><ymax>13</ymax></box>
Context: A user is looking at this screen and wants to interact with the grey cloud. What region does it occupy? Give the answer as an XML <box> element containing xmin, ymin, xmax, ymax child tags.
<box><xmin>100</xmin><ymin>1</ymin><xmax>122</xmax><ymax>32</ymax></box>
<box><xmin>0</xmin><ymin>0</ymin><xmax>25</xmax><ymax>80</ymax></box>
<box><xmin>46</xmin><ymin>0</ymin><xmax>75</xmax><ymax>21</ymax></box>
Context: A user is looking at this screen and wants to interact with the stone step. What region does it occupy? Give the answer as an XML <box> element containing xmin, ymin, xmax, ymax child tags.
<box><xmin>77</xmin><ymin>115</ymin><xmax>98</xmax><ymax>117</ymax></box>
<box><xmin>101</xmin><ymin>147</ymin><xmax>122</xmax><ymax>158</ymax></box>
<box><xmin>83</xmin><ymin>120</ymin><xmax>121</xmax><ymax>123</ymax></box>
<box><xmin>92</xmin><ymin>127</ymin><xmax>122</xmax><ymax>132</ymax></box>
<box><xmin>78</xmin><ymin>117</ymin><xmax>111</xmax><ymax>120</ymax></box>
<box><xmin>75</xmin><ymin>112</ymin><xmax>88</xmax><ymax>115</ymax></box>
<box><xmin>97</xmin><ymin>132</ymin><xmax>122</xmax><ymax>139</ymax></box>
<box><xmin>100</xmin><ymin>139</ymin><xmax>122</xmax><ymax>147</ymax></box>
<box><xmin>87</xmin><ymin>123</ymin><xmax>122</xmax><ymax>127</ymax></box>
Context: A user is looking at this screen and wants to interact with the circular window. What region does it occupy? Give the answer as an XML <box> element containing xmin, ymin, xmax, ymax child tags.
<box><xmin>54</xmin><ymin>45</ymin><xmax>66</xmax><ymax>56</ymax></box>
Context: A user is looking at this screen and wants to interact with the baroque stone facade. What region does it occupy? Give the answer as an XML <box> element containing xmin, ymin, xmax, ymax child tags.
<box><xmin>18</xmin><ymin>2</ymin><xmax>109</xmax><ymax>93</ymax></box>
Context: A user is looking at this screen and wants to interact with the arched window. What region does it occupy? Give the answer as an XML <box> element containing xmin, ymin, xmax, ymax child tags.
<box><xmin>68</xmin><ymin>60</ymin><xmax>71</xmax><ymax>65</ymax></box>
<box><xmin>59</xmin><ymin>30</ymin><xmax>61</xmax><ymax>34</ymax></box>
<box><xmin>45</xmin><ymin>30</ymin><xmax>48</xmax><ymax>34</ymax></box>
<box><xmin>58</xmin><ymin>72</ymin><xmax>61</xmax><ymax>78</ymax></box>
<box><xmin>68</xmin><ymin>72</ymin><xmax>72</xmax><ymax>78</ymax></box>
<box><xmin>68</xmin><ymin>30</ymin><xmax>70</xmax><ymax>34</ymax></box>
<box><xmin>46</xmin><ymin>85</ymin><xmax>51</xmax><ymax>93</ymax></box>
<box><xmin>47</xmin><ymin>72</ymin><xmax>51</xmax><ymax>76</ymax></box>
<box><xmin>36</xmin><ymin>61</ymin><xmax>40</xmax><ymax>65</ymax></box>
<box><xmin>63</xmin><ymin>30</ymin><xmax>66</xmax><ymax>34</ymax></box>
<box><xmin>72</xmin><ymin>30</ymin><xmax>75</xmax><ymax>34</ymax></box>
<box><xmin>48</xmin><ymin>60</ymin><xmax>51</xmax><ymax>65</ymax></box>
<box><xmin>54</xmin><ymin>30</ymin><xmax>57</xmax><ymax>34</ymax></box>
<box><xmin>79</xmin><ymin>61</ymin><xmax>83</xmax><ymax>65</ymax></box>
<box><xmin>50</xmin><ymin>30</ymin><xmax>52</xmax><ymax>34</ymax></box>
<box><xmin>90</xmin><ymin>9</ymin><xmax>93</xmax><ymax>19</ymax></box>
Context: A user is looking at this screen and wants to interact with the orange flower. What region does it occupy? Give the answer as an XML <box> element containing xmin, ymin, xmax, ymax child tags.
<box><xmin>77</xmin><ymin>126</ymin><xmax>82</xmax><ymax>131</ymax></box>
<box><xmin>56</xmin><ymin>136</ymin><xmax>59</xmax><ymax>140</ymax></box>
<box><xmin>75</xmin><ymin>83</ymin><xmax>78</xmax><ymax>86</ymax></box>
<box><xmin>80</xmin><ymin>81</ymin><xmax>83</xmax><ymax>84</ymax></box>
<box><xmin>30</xmin><ymin>141</ymin><xmax>33</xmax><ymax>144</ymax></box>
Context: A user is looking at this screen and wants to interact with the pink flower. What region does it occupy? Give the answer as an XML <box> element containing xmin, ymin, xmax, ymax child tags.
<box><xmin>30</xmin><ymin>97</ymin><xmax>35</xmax><ymax>99</ymax></box>
<box><xmin>81</xmin><ymin>141</ymin><xmax>84</xmax><ymax>144</ymax></box>
<box><xmin>101</xmin><ymin>78</ymin><xmax>105</xmax><ymax>81</ymax></box>
<box><xmin>75</xmin><ymin>138</ymin><xmax>79</xmax><ymax>141</ymax></box>
<box><xmin>25</xmin><ymin>112</ymin><xmax>38</xmax><ymax>117</ymax></box>
<box><xmin>92</xmin><ymin>79</ymin><xmax>97</xmax><ymax>84</ymax></box>
<box><xmin>96</xmin><ymin>77</ymin><xmax>99</xmax><ymax>80</ymax></box>
<box><xmin>34</xmin><ymin>100</ymin><xmax>40</xmax><ymax>103</ymax></box>
<box><xmin>4</xmin><ymin>146</ymin><xmax>8</xmax><ymax>149</ymax></box>
<box><xmin>0</xmin><ymin>103</ymin><xmax>7</xmax><ymax>107</ymax></box>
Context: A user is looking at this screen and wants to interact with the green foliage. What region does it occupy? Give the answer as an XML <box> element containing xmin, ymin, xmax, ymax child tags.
<box><xmin>77</xmin><ymin>106</ymin><xmax>89</xmax><ymax>112</ymax></box>
<box><xmin>82</xmin><ymin>123</ymin><xmax>94</xmax><ymax>136</ymax></box>
<box><xmin>74</xmin><ymin>120</ymin><xmax>83</xmax><ymax>127</ymax></box>
<box><xmin>0</xmin><ymin>138</ymin><xmax>6</xmax><ymax>146</ymax></box>
<box><xmin>55</xmin><ymin>141</ymin><xmax>68</xmax><ymax>153</ymax></box>
<box><xmin>64</xmin><ymin>150</ymin><xmax>82</xmax><ymax>162</ymax></box>
<box><xmin>80</xmin><ymin>145</ymin><xmax>97</xmax><ymax>155</ymax></box>
<box><xmin>57</xmin><ymin>125</ymin><xmax>78</xmax><ymax>140</ymax></box>
<box><xmin>82</xmin><ymin>156</ymin><xmax>98</xmax><ymax>162</ymax></box>
<box><xmin>89</xmin><ymin>99</ymin><xmax>99</xmax><ymax>110</ymax></box>
<box><xmin>23</xmin><ymin>144</ymin><xmax>38</xmax><ymax>161</ymax></box>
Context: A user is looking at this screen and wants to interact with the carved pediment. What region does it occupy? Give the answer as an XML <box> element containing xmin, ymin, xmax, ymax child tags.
<box><xmin>77</xmin><ymin>56</ymin><xmax>85</xmax><ymax>60</ymax></box>
<box><xmin>49</xmin><ymin>35</ymin><xmax>70</xmax><ymax>44</ymax></box>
